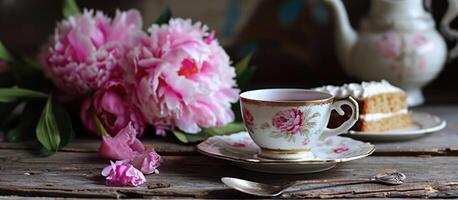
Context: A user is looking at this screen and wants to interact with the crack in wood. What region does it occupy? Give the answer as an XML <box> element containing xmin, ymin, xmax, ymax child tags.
<box><xmin>284</xmin><ymin>182</ymin><xmax>458</xmax><ymax>199</ymax></box>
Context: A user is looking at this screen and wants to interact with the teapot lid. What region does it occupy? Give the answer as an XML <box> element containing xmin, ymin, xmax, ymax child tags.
<box><xmin>361</xmin><ymin>0</ymin><xmax>435</xmax><ymax>31</ymax></box>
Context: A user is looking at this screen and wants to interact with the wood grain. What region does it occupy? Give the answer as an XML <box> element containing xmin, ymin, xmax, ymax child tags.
<box><xmin>0</xmin><ymin>149</ymin><xmax>457</xmax><ymax>198</ymax></box>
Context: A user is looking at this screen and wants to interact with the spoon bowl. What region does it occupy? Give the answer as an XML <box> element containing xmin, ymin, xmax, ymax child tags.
<box><xmin>221</xmin><ymin>177</ymin><xmax>286</xmax><ymax>197</ymax></box>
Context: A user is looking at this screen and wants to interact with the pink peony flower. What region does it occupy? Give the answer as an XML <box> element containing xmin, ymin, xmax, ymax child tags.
<box><xmin>272</xmin><ymin>109</ymin><xmax>304</xmax><ymax>135</ymax></box>
<box><xmin>101</xmin><ymin>160</ymin><xmax>146</xmax><ymax>186</ymax></box>
<box><xmin>131</xmin><ymin>149</ymin><xmax>161</xmax><ymax>174</ymax></box>
<box><xmin>80</xmin><ymin>80</ymin><xmax>145</xmax><ymax>136</ymax></box>
<box><xmin>98</xmin><ymin>123</ymin><xmax>145</xmax><ymax>160</ymax></box>
<box><xmin>41</xmin><ymin>9</ymin><xmax>143</xmax><ymax>95</ymax></box>
<box><xmin>124</xmin><ymin>18</ymin><xmax>239</xmax><ymax>134</ymax></box>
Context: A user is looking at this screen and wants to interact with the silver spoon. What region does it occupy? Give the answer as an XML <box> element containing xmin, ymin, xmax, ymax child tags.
<box><xmin>221</xmin><ymin>171</ymin><xmax>406</xmax><ymax>197</ymax></box>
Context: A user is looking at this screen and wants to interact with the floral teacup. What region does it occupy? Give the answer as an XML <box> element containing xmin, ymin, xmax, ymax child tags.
<box><xmin>240</xmin><ymin>89</ymin><xmax>359</xmax><ymax>160</ymax></box>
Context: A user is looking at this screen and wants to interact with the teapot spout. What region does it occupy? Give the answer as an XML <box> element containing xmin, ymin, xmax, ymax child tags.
<box><xmin>324</xmin><ymin>0</ymin><xmax>357</xmax><ymax>75</ymax></box>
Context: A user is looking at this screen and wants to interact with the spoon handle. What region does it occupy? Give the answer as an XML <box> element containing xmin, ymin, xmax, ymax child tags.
<box><xmin>290</xmin><ymin>178</ymin><xmax>370</xmax><ymax>186</ymax></box>
<box><xmin>283</xmin><ymin>179</ymin><xmax>377</xmax><ymax>195</ymax></box>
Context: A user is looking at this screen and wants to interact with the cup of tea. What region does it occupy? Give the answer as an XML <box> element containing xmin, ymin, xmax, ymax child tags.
<box><xmin>239</xmin><ymin>89</ymin><xmax>359</xmax><ymax>160</ymax></box>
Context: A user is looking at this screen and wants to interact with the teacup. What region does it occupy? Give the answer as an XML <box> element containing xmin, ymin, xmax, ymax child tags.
<box><xmin>239</xmin><ymin>89</ymin><xmax>359</xmax><ymax>160</ymax></box>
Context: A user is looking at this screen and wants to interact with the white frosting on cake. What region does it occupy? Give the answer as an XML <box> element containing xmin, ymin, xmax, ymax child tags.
<box><xmin>313</xmin><ymin>80</ymin><xmax>403</xmax><ymax>99</ymax></box>
<box><xmin>360</xmin><ymin>109</ymin><xmax>408</xmax><ymax>121</ymax></box>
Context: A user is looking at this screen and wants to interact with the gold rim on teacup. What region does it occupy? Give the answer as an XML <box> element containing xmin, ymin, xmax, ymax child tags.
<box><xmin>239</xmin><ymin>89</ymin><xmax>334</xmax><ymax>106</ymax></box>
<box><xmin>256</xmin><ymin>147</ymin><xmax>313</xmax><ymax>161</ymax></box>
<box><xmin>260</xmin><ymin>147</ymin><xmax>312</xmax><ymax>154</ymax></box>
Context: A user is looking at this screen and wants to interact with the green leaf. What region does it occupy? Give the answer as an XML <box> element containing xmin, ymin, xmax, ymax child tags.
<box><xmin>155</xmin><ymin>8</ymin><xmax>172</xmax><ymax>25</ymax></box>
<box><xmin>63</xmin><ymin>0</ymin><xmax>81</xmax><ymax>19</ymax></box>
<box><xmin>93</xmin><ymin>111</ymin><xmax>108</xmax><ymax>136</ymax></box>
<box><xmin>173</xmin><ymin>123</ymin><xmax>245</xmax><ymax>143</ymax></box>
<box><xmin>52</xmin><ymin>101</ymin><xmax>74</xmax><ymax>148</ymax></box>
<box><xmin>202</xmin><ymin>123</ymin><xmax>245</xmax><ymax>135</ymax></box>
<box><xmin>35</xmin><ymin>97</ymin><xmax>73</xmax><ymax>152</ymax></box>
<box><xmin>0</xmin><ymin>41</ymin><xmax>14</xmax><ymax>62</ymax></box>
<box><xmin>172</xmin><ymin>130</ymin><xmax>189</xmax><ymax>143</ymax></box>
<box><xmin>235</xmin><ymin>53</ymin><xmax>253</xmax><ymax>77</ymax></box>
<box><xmin>0</xmin><ymin>88</ymin><xmax>47</xmax><ymax>103</ymax></box>
<box><xmin>36</xmin><ymin>97</ymin><xmax>61</xmax><ymax>152</ymax></box>
<box><xmin>173</xmin><ymin>130</ymin><xmax>208</xmax><ymax>143</ymax></box>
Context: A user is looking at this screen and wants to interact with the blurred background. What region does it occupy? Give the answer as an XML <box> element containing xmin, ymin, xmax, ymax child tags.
<box><xmin>0</xmin><ymin>0</ymin><xmax>457</xmax><ymax>103</ymax></box>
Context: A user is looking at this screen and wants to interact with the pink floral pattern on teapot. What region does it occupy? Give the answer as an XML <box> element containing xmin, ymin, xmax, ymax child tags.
<box><xmin>374</xmin><ymin>32</ymin><xmax>434</xmax><ymax>80</ymax></box>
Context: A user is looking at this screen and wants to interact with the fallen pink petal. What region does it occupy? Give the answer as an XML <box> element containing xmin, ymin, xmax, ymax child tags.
<box><xmin>98</xmin><ymin>123</ymin><xmax>145</xmax><ymax>160</ymax></box>
<box><xmin>101</xmin><ymin>160</ymin><xmax>146</xmax><ymax>187</ymax></box>
<box><xmin>131</xmin><ymin>149</ymin><xmax>162</xmax><ymax>174</ymax></box>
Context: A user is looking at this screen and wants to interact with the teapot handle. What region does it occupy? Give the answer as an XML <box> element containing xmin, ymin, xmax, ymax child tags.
<box><xmin>440</xmin><ymin>0</ymin><xmax>458</xmax><ymax>59</ymax></box>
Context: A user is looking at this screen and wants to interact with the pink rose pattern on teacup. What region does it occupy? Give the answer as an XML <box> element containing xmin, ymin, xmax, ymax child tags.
<box><xmin>242</xmin><ymin>107</ymin><xmax>254</xmax><ymax>133</ymax></box>
<box><xmin>272</xmin><ymin>109</ymin><xmax>304</xmax><ymax>135</ymax></box>
<box><xmin>270</xmin><ymin>108</ymin><xmax>320</xmax><ymax>142</ymax></box>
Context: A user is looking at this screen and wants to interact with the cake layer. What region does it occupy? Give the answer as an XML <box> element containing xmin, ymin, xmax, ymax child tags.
<box><xmin>327</xmin><ymin>106</ymin><xmax>411</xmax><ymax>132</ymax></box>
<box><xmin>359</xmin><ymin>92</ymin><xmax>408</xmax><ymax>114</ymax></box>
<box><xmin>354</xmin><ymin>113</ymin><xmax>412</xmax><ymax>132</ymax></box>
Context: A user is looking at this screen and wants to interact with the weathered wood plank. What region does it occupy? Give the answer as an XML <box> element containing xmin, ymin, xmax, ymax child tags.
<box><xmin>0</xmin><ymin>149</ymin><xmax>457</xmax><ymax>198</ymax></box>
<box><xmin>0</xmin><ymin>136</ymin><xmax>196</xmax><ymax>155</ymax></box>
<box><xmin>0</xmin><ymin>105</ymin><xmax>457</xmax><ymax>156</ymax></box>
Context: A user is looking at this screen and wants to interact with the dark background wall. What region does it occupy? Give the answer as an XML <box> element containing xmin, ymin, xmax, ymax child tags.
<box><xmin>0</xmin><ymin>0</ymin><xmax>456</xmax><ymax>104</ymax></box>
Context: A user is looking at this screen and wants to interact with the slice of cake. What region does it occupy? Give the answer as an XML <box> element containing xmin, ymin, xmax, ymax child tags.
<box><xmin>313</xmin><ymin>80</ymin><xmax>412</xmax><ymax>132</ymax></box>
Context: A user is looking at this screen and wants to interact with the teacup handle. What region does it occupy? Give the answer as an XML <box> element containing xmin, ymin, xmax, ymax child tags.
<box><xmin>320</xmin><ymin>96</ymin><xmax>359</xmax><ymax>140</ymax></box>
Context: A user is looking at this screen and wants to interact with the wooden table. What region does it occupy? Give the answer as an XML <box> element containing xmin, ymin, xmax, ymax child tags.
<box><xmin>0</xmin><ymin>105</ymin><xmax>457</xmax><ymax>199</ymax></box>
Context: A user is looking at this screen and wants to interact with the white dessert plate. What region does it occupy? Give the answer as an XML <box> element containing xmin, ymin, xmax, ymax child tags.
<box><xmin>346</xmin><ymin>111</ymin><xmax>446</xmax><ymax>142</ymax></box>
<box><xmin>197</xmin><ymin>131</ymin><xmax>375</xmax><ymax>174</ymax></box>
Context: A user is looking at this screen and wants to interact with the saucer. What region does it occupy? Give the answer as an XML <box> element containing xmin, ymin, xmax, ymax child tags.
<box><xmin>346</xmin><ymin>111</ymin><xmax>447</xmax><ymax>142</ymax></box>
<box><xmin>197</xmin><ymin>131</ymin><xmax>375</xmax><ymax>174</ymax></box>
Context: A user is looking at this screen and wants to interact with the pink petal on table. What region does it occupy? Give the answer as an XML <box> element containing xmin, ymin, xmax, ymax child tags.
<box><xmin>101</xmin><ymin>160</ymin><xmax>146</xmax><ymax>186</ymax></box>
<box><xmin>98</xmin><ymin>123</ymin><xmax>145</xmax><ymax>160</ymax></box>
<box><xmin>131</xmin><ymin>149</ymin><xmax>162</xmax><ymax>174</ymax></box>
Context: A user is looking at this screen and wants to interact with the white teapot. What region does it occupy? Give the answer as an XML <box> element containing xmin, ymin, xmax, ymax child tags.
<box><xmin>324</xmin><ymin>0</ymin><xmax>458</xmax><ymax>106</ymax></box>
